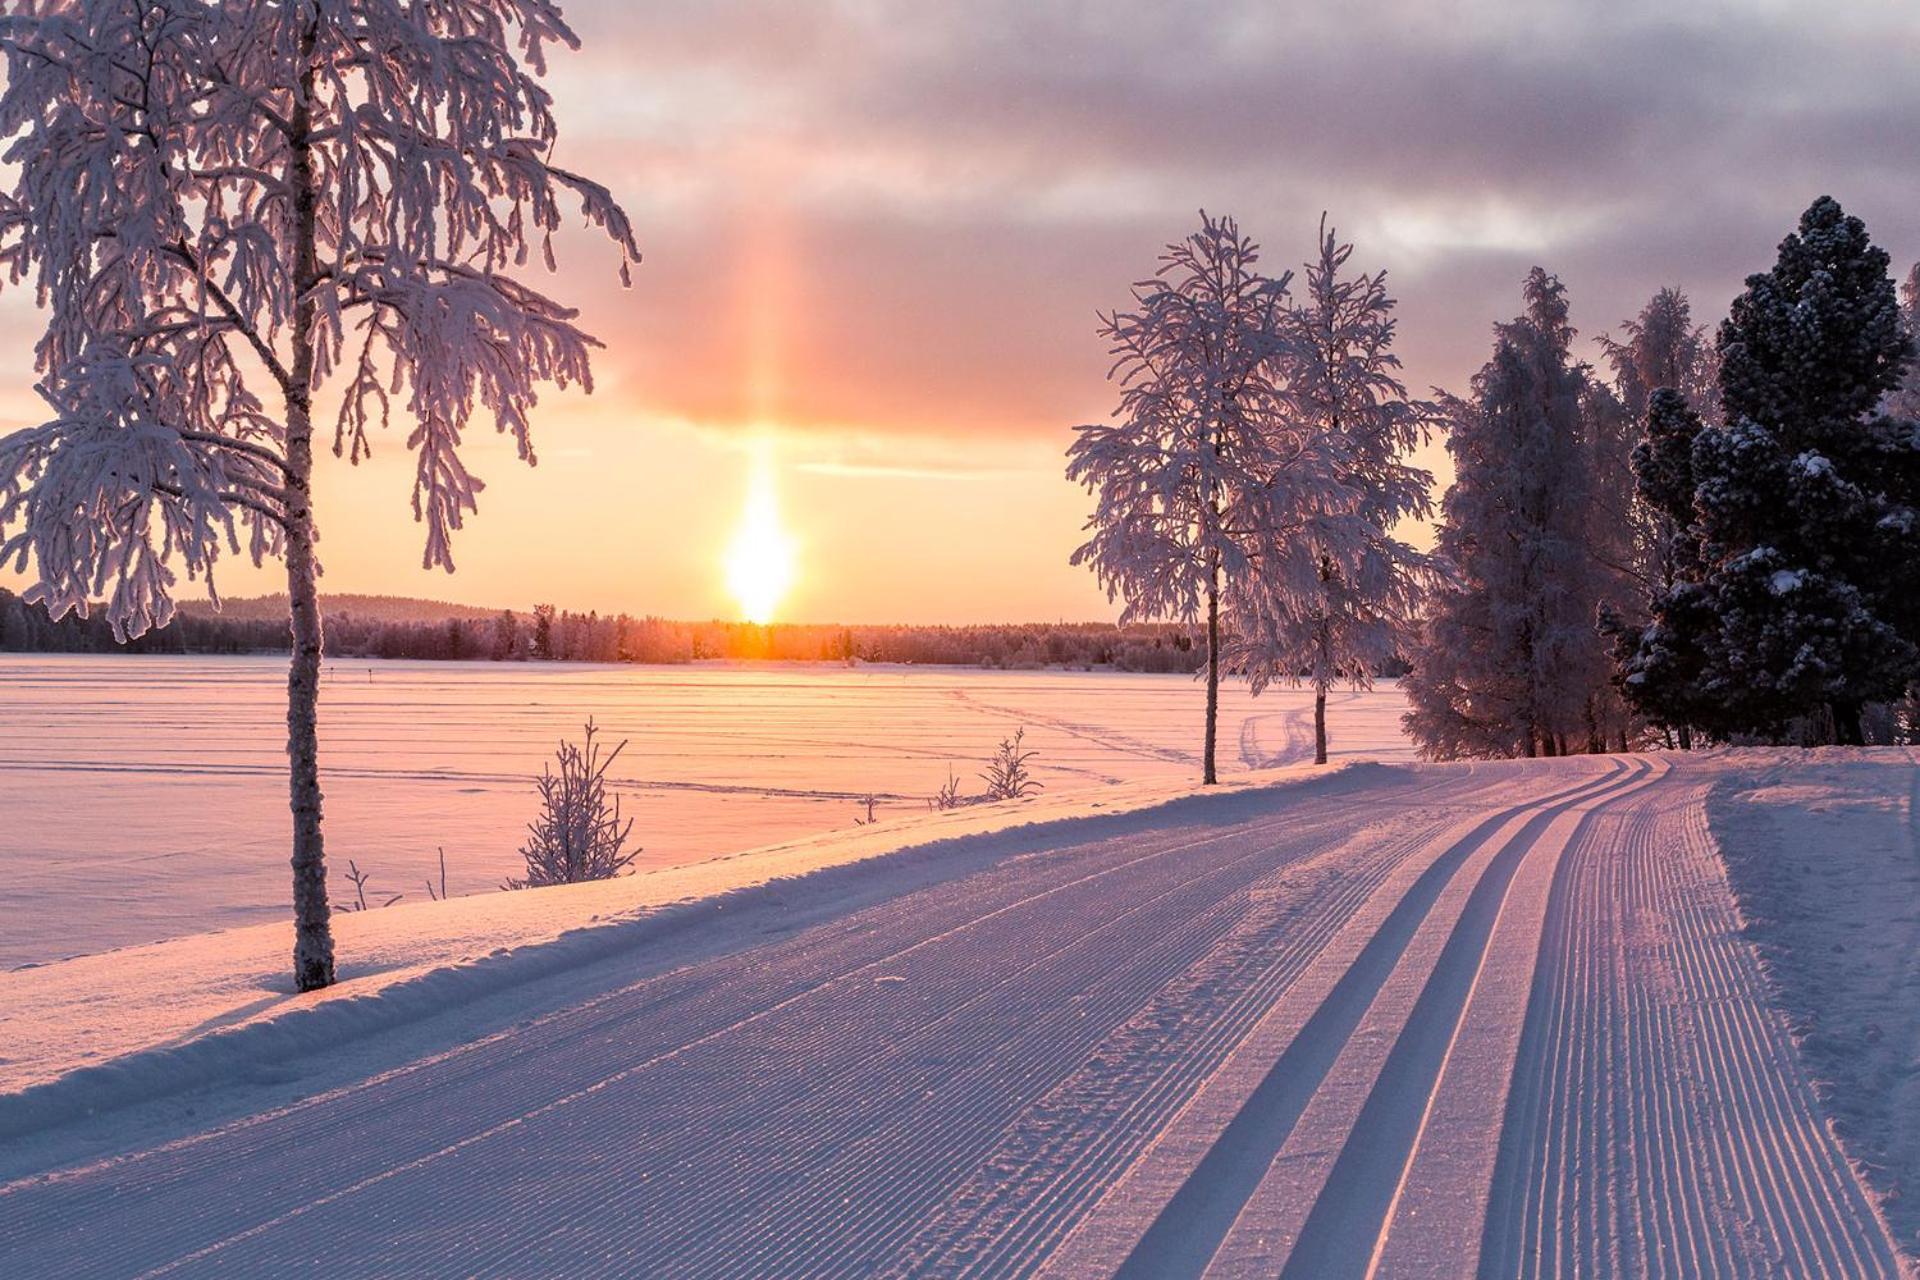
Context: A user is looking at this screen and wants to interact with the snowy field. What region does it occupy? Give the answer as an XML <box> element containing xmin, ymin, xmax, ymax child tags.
<box><xmin>8</xmin><ymin>657</ymin><xmax>1918</xmax><ymax>1275</ymax></box>
<box><xmin>3</xmin><ymin>750</ymin><xmax>1914</xmax><ymax>1277</ymax></box>
<box><xmin>1709</xmin><ymin>752</ymin><xmax>1920</xmax><ymax>1258</ymax></box>
<box><xmin>0</xmin><ymin>654</ymin><xmax>1413</xmax><ymax>967</ymax></box>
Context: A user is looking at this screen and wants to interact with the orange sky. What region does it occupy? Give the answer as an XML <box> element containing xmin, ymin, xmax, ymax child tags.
<box><xmin>5</xmin><ymin>2</ymin><xmax>1920</xmax><ymax>625</ymax></box>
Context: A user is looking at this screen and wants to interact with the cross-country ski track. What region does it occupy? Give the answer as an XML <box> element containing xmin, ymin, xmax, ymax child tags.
<box><xmin>1</xmin><ymin>755</ymin><xmax>1907</xmax><ymax>1278</ymax></box>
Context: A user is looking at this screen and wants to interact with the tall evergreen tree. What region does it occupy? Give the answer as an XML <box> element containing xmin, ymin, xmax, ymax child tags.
<box><xmin>1623</xmin><ymin>197</ymin><xmax>1919</xmax><ymax>744</ymax></box>
<box><xmin>1608</xmin><ymin>389</ymin><xmax>1713</xmax><ymax>746</ymax></box>
<box><xmin>1404</xmin><ymin>269</ymin><xmax>1612</xmax><ymax>758</ymax></box>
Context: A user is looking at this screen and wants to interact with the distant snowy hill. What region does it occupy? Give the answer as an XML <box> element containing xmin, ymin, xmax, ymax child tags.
<box><xmin>177</xmin><ymin>592</ymin><xmax>503</xmax><ymax>624</ymax></box>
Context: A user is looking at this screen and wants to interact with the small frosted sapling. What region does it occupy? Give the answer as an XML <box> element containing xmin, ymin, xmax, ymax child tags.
<box><xmin>981</xmin><ymin>728</ymin><xmax>1043</xmax><ymax>801</ymax></box>
<box><xmin>504</xmin><ymin>720</ymin><xmax>639</xmax><ymax>890</ymax></box>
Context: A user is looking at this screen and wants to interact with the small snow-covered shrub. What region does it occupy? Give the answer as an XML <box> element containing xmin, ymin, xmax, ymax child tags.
<box><xmin>981</xmin><ymin>729</ymin><xmax>1043</xmax><ymax>801</ymax></box>
<box><xmin>928</xmin><ymin>767</ymin><xmax>968</xmax><ymax>811</ymax></box>
<box><xmin>505</xmin><ymin>720</ymin><xmax>639</xmax><ymax>890</ymax></box>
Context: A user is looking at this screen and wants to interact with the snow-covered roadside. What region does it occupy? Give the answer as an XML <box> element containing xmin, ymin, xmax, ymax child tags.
<box><xmin>0</xmin><ymin>760</ymin><xmax>1384</xmax><ymax>1146</ymax></box>
<box><xmin>1706</xmin><ymin>749</ymin><xmax>1920</xmax><ymax>1257</ymax></box>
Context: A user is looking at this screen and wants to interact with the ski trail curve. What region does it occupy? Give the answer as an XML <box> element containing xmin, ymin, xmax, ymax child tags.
<box><xmin>1073</xmin><ymin>759</ymin><xmax>1651</xmax><ymax>1279</ymax></box>
<box><xmin>0</xmin><ymin>756</ymin><xmax>1906</xmax><ymax>1278</ymax></box>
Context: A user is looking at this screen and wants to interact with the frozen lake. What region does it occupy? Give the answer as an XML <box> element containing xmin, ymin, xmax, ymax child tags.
<box><xmin>0</xmin><ymin>654</ymin><xmax>1414</xmax><ymax>967</ymax></box>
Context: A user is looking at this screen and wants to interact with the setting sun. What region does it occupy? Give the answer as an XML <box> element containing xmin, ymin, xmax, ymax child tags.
<box><xmin>725</xmin><ymin>454</ymin><xmax>798</xmax><ymax>624</ymax></box>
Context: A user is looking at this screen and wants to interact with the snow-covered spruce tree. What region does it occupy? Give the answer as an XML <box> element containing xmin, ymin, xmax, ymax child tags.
<box><xmin>0</xmin><ymin>1</ymin><xmax>638</xmax><ymax>990</ymax></box>
<box><xmin>1066</xmin><ymin>213</ymin><xmax>1295</xmax><ymax>784</ymax></box>
<box><xmin>1609</xmin><ymin>388</ymin><xmax>1715</xmax><ymax>747</ymax></box>
<box><xmin>1404</xmin><ymin>269</ymin><xmax>1615</xmax><ymax>759</ymax></box>
<box><xmin>1225</xmin><ymin>217</ymin><xmax>1434</xmax><ymax>765</ymax></box>
<box><xmin>1675</xmin><ymin>197</ymin><xmax>1918</xmax><ymax>744</ymax></box>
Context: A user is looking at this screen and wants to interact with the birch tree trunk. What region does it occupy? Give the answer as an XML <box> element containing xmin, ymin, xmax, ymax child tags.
<box><xmin>286</xmin><ymin>20</ymin><xmax>334</xmax><ymax>992</ymax></box>
<box><xmin>1204</xmin><ymin>566</ymin><xmax>1220</xmax><ymax>785</ymax></box>
<box><xmin>1313</xmin><ymin>607</ymin><xmax>1332</xmax><ymax>766</ymax></box>
<box><xmin>1314</xmin><ymin>688</ymin><xmax>1328</xmax><ymax>765</ymax></box>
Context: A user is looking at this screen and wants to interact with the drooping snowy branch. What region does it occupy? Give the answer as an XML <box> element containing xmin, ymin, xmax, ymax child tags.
<box><xmin>1225</xmin><ymin>217</ymin><xmax>1436</xmax><ymax>699</ymax></box>
<box><xmin>322</xmin><ymin>262</ymin><xmax>602</xmax><ymax>570</ymax></box>
<box><xmin>0</xmin><ymin>332</ymin><xmax>288</xmax><ymax>638</ymax></box>
<box><xmin>0</xmin><ymin>0</ymin><xmax>640</xmax><ymax>635</ymax></box>
<box><xmin>1065</xmin><ymin>212</ymin><xmax>1298</xmax><ymax>628</ymax></box>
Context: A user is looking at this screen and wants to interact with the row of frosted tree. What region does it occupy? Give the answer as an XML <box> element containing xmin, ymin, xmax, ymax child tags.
<box><xmin>1071</xmin><ymin>197</ymin><xmax>1920</xmax><ymax>769</ymax></box>
<box><xmin>1068</xmin><ymin>214</ymin><xmax>1433</xmax><ymax>780</ymax></box>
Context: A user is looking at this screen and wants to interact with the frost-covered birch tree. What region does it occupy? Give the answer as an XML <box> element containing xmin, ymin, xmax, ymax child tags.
<box><xmin>1595</xmin><ymin>288</ymin><xmax>1715</xmax><ymax>615</ymax></box>
<box><xmin>1597</xmin><ymin>287</ymin><xmax>1716</xmax><ymax>424</ymax></box>
<box><xmin>1066</xmin><ymin>213</ymin><xmax>1294</xmax><ymax>784</ymax></box>
<box><xmin>1890</xmin><ymin>263</ymin><xmax>1920</xmax><ymax>421</ymax></box>
<box><xmin>0</xmin><ymin>0</ymin><xmax>638</xmax><ymax>990</ymax></box>
<box><xmin>1225</xmin><ymin>218</ymin><xmax>1433</xmax><ymax>765</ymax></box>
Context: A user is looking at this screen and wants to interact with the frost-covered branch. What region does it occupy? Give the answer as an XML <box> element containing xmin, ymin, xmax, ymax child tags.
<box><xmin>1226</xmin><ymin>217</ymin><xmax>1438</xmax><ymax>705</ymax></box>
<box><xmin>505</xmin><ymin>719</ymin><xmax>640</xmax><ymax>890</ymax></box>
<box><xmin>0</xmin><ymin>0</ymin><xmax>640</xmax><ymax>634</ymax></box>
<box><xmin>0</xmin><ymin>0</ymin><xmax>639</xmax><ymax>991</ymax></box>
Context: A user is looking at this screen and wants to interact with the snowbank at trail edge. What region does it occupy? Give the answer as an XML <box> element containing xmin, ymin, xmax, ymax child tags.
<box><xmin>0</xmin><ymin>760</ymin><xmax>1386</xmax><ymax>1144</ymax></box>
<box><xmin>1707</xmin><ymin>748</ymin><xmax>1920</xmax><ymax>1257</ymax></box>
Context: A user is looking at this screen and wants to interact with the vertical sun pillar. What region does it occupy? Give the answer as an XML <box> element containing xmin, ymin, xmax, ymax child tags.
<box><xmin>726</xmin><ymin>441</ymin><xmax>798</xmax><ymax>626</ymax></box>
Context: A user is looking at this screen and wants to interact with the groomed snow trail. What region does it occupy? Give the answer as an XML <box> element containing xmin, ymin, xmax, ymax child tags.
<box><xmin>0</xmin><ymin>757</ymin><xmax>1904</xmax><ymax>1278</ymax></box>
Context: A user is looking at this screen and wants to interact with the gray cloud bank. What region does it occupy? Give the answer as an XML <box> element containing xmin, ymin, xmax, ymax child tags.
<box><xmin>554</xmin><ymin>0</ymin><xmax>1920</xmax><ymax>438</ymax></box>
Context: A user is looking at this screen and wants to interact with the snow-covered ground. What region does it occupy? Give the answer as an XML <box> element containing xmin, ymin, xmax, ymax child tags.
<box><xmin>0</xmin><ymin>654</ymin><xmax>1413</xmax><ymax>968</ymax></box>
<box><xmin>1708</xmin><ymin>751</ymin><xmax>1920</xmax><ymax>1260</ymax></box>
<box><xmin>0</xmin><ymin>763</ymin><xmax>1356</xmax><ymax>1115</ymax></box>
<box><xmin>3</xmin><ymin>749</ymin><xmax>1912</xmax><ymax>1277</ymax></box>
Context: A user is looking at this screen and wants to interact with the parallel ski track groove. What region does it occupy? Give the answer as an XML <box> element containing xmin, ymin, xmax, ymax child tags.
<box><xmin>883</xmin><ymin>775</ymin><xmax>1519</xmax><ymax>1277</ymax></box>
<box><xmin>961</xmin><ymin>766</ymin><xmax>1618</xmax><ymax>1277</ymax></box>
<box><xmin>1104</xmin><ymin>761</ymin><xmax>1644</xmax><ymax>1280</ymax></box>
<box><xmin>1</xmin><ymin>770</ymin><xmax>1474</xmax><ymax>1278</ymax></box>
<box><xmin>1478</xmin><ymin>778</ymin><xmax>1906</xmax><ymax>1278</ymax></box>
<box><xmin>1269</xmin><ymin>760</ymin><xmax>1661</xmax><ymax>1280</ymax></box>
<box><xmin>2</xmin><ymin>758</ymin><xmax>1906</xmax><ymax>1279</ymax></box>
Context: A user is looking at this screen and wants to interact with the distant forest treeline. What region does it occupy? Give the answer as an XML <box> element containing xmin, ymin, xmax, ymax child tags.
<box><xmin>0</xmin><ymin>587</ymin><xmax>1310</xmax><ymax>673</ymax></box>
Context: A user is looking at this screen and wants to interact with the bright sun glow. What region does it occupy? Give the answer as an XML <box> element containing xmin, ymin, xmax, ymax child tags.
<box><xmin>725</xmin><ymin>455</ymin><xmax>797</xmax><ymax>624</ymax></box>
